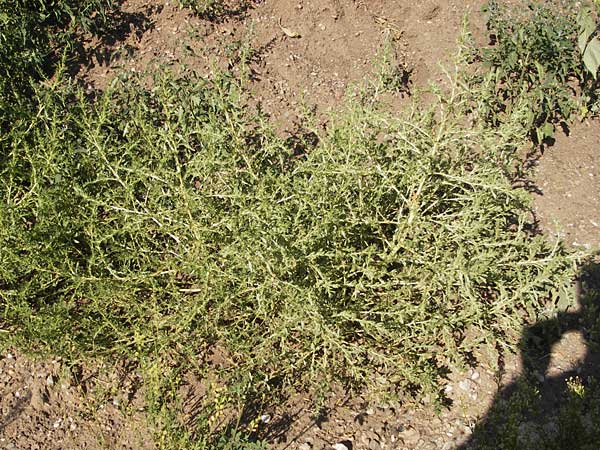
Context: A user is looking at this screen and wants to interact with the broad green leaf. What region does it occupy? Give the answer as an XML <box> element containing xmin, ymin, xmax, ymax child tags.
<box><xmin>578</xmin><ymin>8</ymin><xmax>596</xmax><ymax>53</ymax></box>
<box><xmin>541</xmin><ymin>122</ymin><xmax>555</xmax><ymax>139</ymax></box>
<box><xmin>583</xmin><ymin>36</ymin><xmax>600</xmax><ymax>79</ymax></box>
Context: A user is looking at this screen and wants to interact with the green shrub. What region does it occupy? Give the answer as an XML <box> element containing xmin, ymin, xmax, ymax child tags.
<box><xmin>0</xmin><ymin>69</ymin><xmax>577</xmax><ymax>402</ymax></box>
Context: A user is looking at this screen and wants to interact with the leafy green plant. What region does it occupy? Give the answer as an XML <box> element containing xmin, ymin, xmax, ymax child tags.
<box><xmin>1</xmin><ymin>63</ymin><xmax>578</xmax><ymax>406</ymax></box>
<box><xmin>0</xmin><ymin>1</ymin><xmax>593</xmax><ymax>447</ymax></box>
<box><xmin>470</xmin><ymin>0</ymin><xmax>596</xmax><ymax>142</ymax></box>
<box><xmin>371</xmin><ymin>32</ymin><xmax>412</xmax><ymax>95</ymax></box>
<box><xmin>145</xmin><ymin>363</ymin><xmax>267</xmax><ymax>450</ymax></box>
<box><xmin>0</xmin><ymin>0</ymin><xmax>116</xmax><ymax>128</ymax></box>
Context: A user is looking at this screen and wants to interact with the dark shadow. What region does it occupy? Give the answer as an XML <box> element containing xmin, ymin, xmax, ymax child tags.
<box><xmin>456</xmin><ymin>258</ymin><xmax>600</xmax><ymax>449</ymax></box>
<box><xmin>284</xmin><ymin>129</ymin><xmax>320</xmax><ymax>159</ymax></box>
<box><xmin>510</xmin><ymin>178</ymin><xmax>543</xmax><ymax>195</ymax></box>
<box><xmin>384</xmin><ymin>64</ymin><xmax>413</xmax><ymax>97</ymax></box>
<box><xmin>193</xmin><ymin>0</ymin><xmax>257</xmax><ymax>23</ymax></box>
<box><xmin>260</xmin><ymin>393</ymin><xmax>354</xmax><ymax>448</ymax></box>
<box><xmin>0</xmin><ymin>388</ymin><xmax>31</xmax><ymax>433</ymax></box>
<box><xmin>67</xmin><ymin>2</ymin><xmax>157</xmax><ymax>80</ymax></box>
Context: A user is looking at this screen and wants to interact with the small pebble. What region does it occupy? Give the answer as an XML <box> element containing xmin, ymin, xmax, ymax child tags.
<box><xmin>399</xmin><ymin>428</ymin><xmax>421</xmax><ymax>444</ymax></box>
<box><xmin>534</xmin><ymin>372</ymin><xmax>545</xmax><ymax>383</ymax></box>
<box><xmin>332</xmin><ymin>443</ymin><xmax>349</xmax><ymax>450</ymax></box>
<box><xmin>458</xmin><ymin>379</ymin><xmax>472</xmax><ymax>391</ymax></box>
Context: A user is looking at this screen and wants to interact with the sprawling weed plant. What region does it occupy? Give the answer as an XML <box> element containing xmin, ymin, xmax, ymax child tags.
<box><xmin>1</xmin><ymin>67</ymin><xmax>576</xmax><ymax>397</ymax></box>
<box><xmin>0</xmin><ymin>1</ymin><xmax>589</xmax><ymax>446</ymax></box>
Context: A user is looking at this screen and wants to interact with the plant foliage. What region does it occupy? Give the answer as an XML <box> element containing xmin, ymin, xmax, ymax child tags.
<box><xmin>0</xmin><ymin>0</ymin><xmax>591</xmax><ymax>446</ymax></box>
<box><xmin>467</xmin><ymin>0</ymin><xmax>600</xmax><ymax>142</ymax></box>
<box><xmin>578</xmin><ymin>5</ymin><xmax>600</xmax><ymax>79</ymax></box>
<box><xmin>1</xmin><ymin>70</ymin><xmax>576</xmax><ymax>400</ymax></box>
<box><xmin>0</xmin><ymin>0</ymin><xmax>115</xmax><ymax>127</ymax></box>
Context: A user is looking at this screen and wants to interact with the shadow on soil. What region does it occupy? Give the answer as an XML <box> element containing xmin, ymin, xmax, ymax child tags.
<box><xmin>0</xmin><ymin>390</ymin><xmax>31</xmax><ymax>434</ymax></box>
<box><xmin>67</xmin><ymin>1</ymin><xmax>158</xmax><ymax>80</ymax></box>
<box><xmin>199</xmin><ymin>260</ymin><xmax>600</xmax><ymax>449</ymax></box>
<box><xmin>194</xmin><ymin>0</ymin><xmax>256</xmax><ymax>23</ymax></box>
<box><xmin>457</xmin><ymin>259</ymin><xmax>600</xmax><ymax>450</ymax></box>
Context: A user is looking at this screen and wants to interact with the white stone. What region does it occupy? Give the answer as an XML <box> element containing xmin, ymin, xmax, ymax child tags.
<box><xmin>332</xmin><ymin>444</ymin><xmax>349</xmax><ymax>450</ymax></box>
<box><xmin>458</xmin><ymin>379</ymin><xmax>472</xmax><ymax>391</ymax></box>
